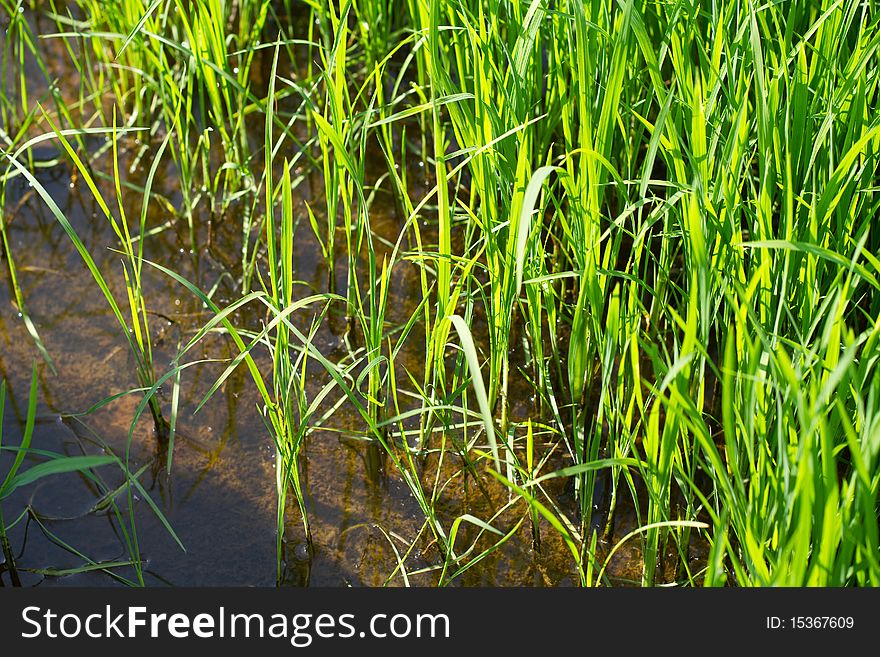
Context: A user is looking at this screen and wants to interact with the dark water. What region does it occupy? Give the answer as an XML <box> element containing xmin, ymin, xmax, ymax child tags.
<box><xmin>0</xmin><ymin>6</ymin><xmax>685</xmax><ymax>588</ymax></box>
<box><xmin>0</xmin><ymin>155</ymin><xmax>593</xmax><ymax>586</ymax></box>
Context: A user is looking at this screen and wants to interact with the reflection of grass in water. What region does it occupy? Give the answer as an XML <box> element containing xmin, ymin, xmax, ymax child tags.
<box><xmin>2</xmin><ymin>0</ymin><xmax>879</xmax><ymax>586</ymax></box>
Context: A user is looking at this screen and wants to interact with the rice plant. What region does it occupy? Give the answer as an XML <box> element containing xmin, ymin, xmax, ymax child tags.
<box><xmin>2</xmin><ymin>0</ymin><xmax>878</xmax><ymax>586</ymax></box>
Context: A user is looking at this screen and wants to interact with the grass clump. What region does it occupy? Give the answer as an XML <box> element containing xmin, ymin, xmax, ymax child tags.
<box><xmin>1</xmin><ymin>0</ymin><xmax>878</xmax><ymax>586</ymax></box>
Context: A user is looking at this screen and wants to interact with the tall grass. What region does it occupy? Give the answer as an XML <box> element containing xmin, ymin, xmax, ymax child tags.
<box><xmin>3</xmin><ymin>0</ymin><xmax>879</xmax><ymax>586</ymax></box>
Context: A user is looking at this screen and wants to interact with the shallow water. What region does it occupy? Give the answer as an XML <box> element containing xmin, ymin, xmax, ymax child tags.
<box><xmin>0</xmin><ymin>5</ymin><xmax>688</xmax><ymax>588</ymax></box>
<box><xmin>0</xmin><ymin>157</ymin><xmax>588</xmax><ymax>586</ymax></box>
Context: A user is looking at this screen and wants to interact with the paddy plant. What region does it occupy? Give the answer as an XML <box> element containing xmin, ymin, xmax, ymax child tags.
<box><xmin>308</xmin><ymin>2</ymin><xmax>391</xmax><ymax>433</ymax></box>
<box><xmin>390</xmin><ymin>0</ymin><xmax>880</xmax><ymax>585</ymax></box>
<box><xmin>47</xmin><ymin>0</ymin><xmax>296</xmax><ymax>262</ymax></box>
<box><xmin>3</xmin><ymin>0</ymin><xmax>879</xmax><ymax>587</ymax></box>
<box><xmin>1</xmin><ymin>2</ymin><xmax>202</xmax><ymax>446</ymax></box>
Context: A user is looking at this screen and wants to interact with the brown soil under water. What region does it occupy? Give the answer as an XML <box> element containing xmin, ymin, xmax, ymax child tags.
<box><xmin>0</xmin><ymin>6</ymin><xmax>707</xmax><ymax>587</ymax></box>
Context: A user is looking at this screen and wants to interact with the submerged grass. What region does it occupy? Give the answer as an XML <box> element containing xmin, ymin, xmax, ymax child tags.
<box><xmin>1</xmin><ymin>0</ymin><xmax>878</xmax><ymax>586</ymax></box>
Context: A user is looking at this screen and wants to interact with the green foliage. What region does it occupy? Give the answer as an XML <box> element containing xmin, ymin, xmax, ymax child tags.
<box><xmin>2</xmin><ymin>0</ymin><xmax>878</xmax><ymax>586</ymax></box>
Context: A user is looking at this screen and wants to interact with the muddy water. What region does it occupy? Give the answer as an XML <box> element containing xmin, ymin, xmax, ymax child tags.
<box><xmin>0</xmin><ymin>6</ymin><xmax>679</xmax><ymax>588</ymax></box>
<box><xmin>0</xmin><ymin>155</ymin><xmax>584</xmax><ymax>586</ymax></box>
<box><xmin>0</xmin><ymin>140</ymin><xmax>599</xmax><ymax>585</ymax></box>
